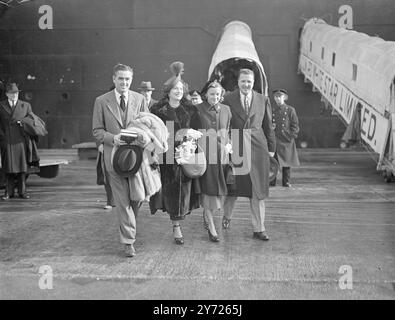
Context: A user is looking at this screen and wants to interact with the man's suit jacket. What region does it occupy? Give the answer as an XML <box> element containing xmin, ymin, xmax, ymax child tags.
<box><xmin>92</xmin><ymin>89</ymin><xmax>148</xmax><ymax>173</ymax></box>
<box><xmin>222</xmin><ymin>89</ymin><xmax>276</xmax><ymax>199</ymax></box>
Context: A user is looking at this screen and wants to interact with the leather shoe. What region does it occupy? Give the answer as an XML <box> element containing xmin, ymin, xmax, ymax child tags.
<box><xmin>253</xmin><ymin>231</ymin><xmax>270</xmax><ymax>241</ymax></box>
<box><xmin>1</xmin><ymin>194</ymin><xmax>9</xmax><ymax>200</ymax></box>
<box><xmin>1</xmin><ymin>193</ymin><xmax>14</xmax><ymax>200</ymax></box>
<box><xmin>124</xmin><ymin>244</ymin><xmax>136</xmax><ymax>257</ymax></box>
<box><xmin>18</xmin><ymin>194</ymin><xmax>30</xmax><ymax>199</ymax></box>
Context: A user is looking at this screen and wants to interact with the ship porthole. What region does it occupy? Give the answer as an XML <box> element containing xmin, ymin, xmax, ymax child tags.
<box><xmin>61</xmin><ymin>92</ymin><xmax>70</xmax><ymax>101</ymax></box>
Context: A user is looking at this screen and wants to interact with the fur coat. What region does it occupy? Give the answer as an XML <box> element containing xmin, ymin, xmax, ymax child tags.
<box><xmin>111</xmin><ymin>112</ymin><xmax>169</xmax><ymax>201</ymax></box>
<box><xmin>149</xmin><ymin>97</ymin><xmax>201</xmax><ymax>220</ymax></box>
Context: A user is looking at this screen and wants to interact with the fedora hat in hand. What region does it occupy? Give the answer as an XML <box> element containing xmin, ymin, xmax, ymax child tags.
<box><xmin>112</xmin><ymin>144</ymin><xmax>143</xmax><ymax>177</ymax></box>
<box><xmin>139</xmin><ymin>81</ymin><xmax>155</xmax><ymax>91</ymax></box>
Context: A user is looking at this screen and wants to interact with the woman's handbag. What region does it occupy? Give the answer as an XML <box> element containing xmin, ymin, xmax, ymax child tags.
<box><xmin>180</xmin><ymin>144</ymin><xmax>207</xmax><ymax>179</ymax></box>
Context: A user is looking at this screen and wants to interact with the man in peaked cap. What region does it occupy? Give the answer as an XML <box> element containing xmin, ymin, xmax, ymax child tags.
<box><xmin>138</xmin><ymin>81</ymin><xmax>157</xmax><ymax>110</ymax></box>
<box><xmin>0</xmin><ymin>82</ymin><xmax>35</xmax><ymax>200</ymax></box>
<box><xmin>270</xmin><ymin>88</ymin><xmax>300</xmax><ymax>187</ymax></box>
<box><xmin>188</xmin><ymin>90</ymin><xmax>203</xmax><ymax>105</ymax></box>
<box><xmin>92</xmin><ymin>64</ymin><xmax>149</xmax><ymax>258</ymax></box>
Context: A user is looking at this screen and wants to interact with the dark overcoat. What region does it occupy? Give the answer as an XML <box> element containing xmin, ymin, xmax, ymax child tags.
<box><xmin>148</xmin><ymin>98</ymin><xmax>158</xmax><ymax>110</ymax></box>
<box><xmin>150</xmin><ymin>98</ymin><xmax>201</xmax><ymax>220</ymax></box>
<box><xmin>0</xmin><ymin>99</ymin><xmax>35</xmax><ymax>173</ymax></box>
<box><xmin>272</xmin><ymin>103</ymin><xmax>300</xmax><ymax>167</ymax></box>
<box><xmin>222</xmin><ymin>90</ymin><xmax>276</xmax><ymax>199</ymax></box>
<box><xmin>195</xmin><ymin>101</ymin><xmax>232</xmax><ymax>196</ymax></box>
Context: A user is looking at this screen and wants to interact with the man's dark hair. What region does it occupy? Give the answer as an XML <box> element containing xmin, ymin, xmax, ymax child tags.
<box><xmin>238</xmin><ymin>68</ymin><xmax>254</xmax><ymax>79</ymax></box>
<box><xmin>113</xmin><ymin>63</ymin><xmax>133</xmax><ymax>76</ymax></box>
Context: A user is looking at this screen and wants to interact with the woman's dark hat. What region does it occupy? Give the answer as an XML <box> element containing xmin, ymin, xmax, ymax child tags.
<box><xmin>5</xmin><ymin>83</ymin><xmax>21</xmax><ymax>93</ymax></box>
<box><xmin>269</xmin><ymin>157</ymin><xmax>279</xmax><ymax>182</ymax></box>
<box><xmin>163</xmin><ymin>61</ymin><xmax>185</xmax><ymax>93</ymax></box>
<box><xmin>112</xmin><ymin>145</ymin><xmax>143</xmax><ymax>177</ymax></box>
<box><xmin>139</xmin><ymin>81</ymin><xmax>155</xmax><ymax>91</ymax></box>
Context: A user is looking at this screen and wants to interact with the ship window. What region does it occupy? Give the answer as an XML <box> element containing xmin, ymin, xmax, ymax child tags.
<box><xmin>310</xmin><ymin>41</ymin><xmax>312</xmax><ymax>52</ymax></box>
<box><xmin>352</xmin><ymin>64</ymin><xmax>358</xmax><ymax>81</ymax></box>
<box><xmin>321</xmin><ymin>47</ymin><xmax>325</xmax><ymax>59</ymax></box>
<box><xmin>332</xmin><ymin>53</ymin><xmax>336</xmax><ymax>66</ymax></box>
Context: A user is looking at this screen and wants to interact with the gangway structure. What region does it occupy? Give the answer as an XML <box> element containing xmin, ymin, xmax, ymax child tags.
<box><xmin>208</xmin><ymin>20</ymin><xmax>268</xmax><ymax>96</ymax></box>
<box><xmin>298</xmin><ymin>18</ymin><xmax>395</xmax><ymax>182</ymax></box>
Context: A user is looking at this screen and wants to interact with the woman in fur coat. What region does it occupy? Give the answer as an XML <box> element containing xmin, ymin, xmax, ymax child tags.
<box><xmin>150</xmin><ymin>61</ymin><xmax>201</xmax><ymax>245</ymax></box>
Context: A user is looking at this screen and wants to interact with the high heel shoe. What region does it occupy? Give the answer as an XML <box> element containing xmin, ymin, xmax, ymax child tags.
<box><xmin>173</xmin><ymin>225</ymin><xmax>184</xmax><ymax>245</ymax></box>
<box><xmin>222</xmin><ymin>217</ymin><xmax>231</xmax><ymax>229</ymax></box>
<box><xmin>208</xmin><ymin>229</ymin><xmax>220</xmax><ymax>242</ymax></box>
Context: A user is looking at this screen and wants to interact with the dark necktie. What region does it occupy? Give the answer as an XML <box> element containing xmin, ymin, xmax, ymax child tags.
<box><xmin>243</xmin><ymin>94</ymin><xmax>250</xmax><ymax>114</ymax></box>
<box><xmin>120</xmin><ymin>94</ymin><xmax>126</xmax><ymax>112</ymax></box>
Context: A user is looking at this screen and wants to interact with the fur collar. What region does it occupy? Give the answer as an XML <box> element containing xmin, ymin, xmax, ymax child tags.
<box><xmin>151</xmin><ymin>97</ymin><xmax>197</xmax><ymax>129</ymax></box>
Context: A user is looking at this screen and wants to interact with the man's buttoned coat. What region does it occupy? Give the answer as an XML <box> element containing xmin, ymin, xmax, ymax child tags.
<box><xmin>223</xmin><ymin>90</ymin><xmax>276</xmax><ymax>199</ymax></box>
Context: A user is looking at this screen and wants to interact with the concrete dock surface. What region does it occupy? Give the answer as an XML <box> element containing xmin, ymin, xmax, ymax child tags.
<box><xmin>0</xmin><ymin>148</ymin><xmax>394</xmax><ymax>300</ymax></box>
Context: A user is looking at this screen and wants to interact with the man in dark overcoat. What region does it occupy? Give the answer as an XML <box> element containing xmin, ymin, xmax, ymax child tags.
<box><xmin>270</xmin><ymin>89</ymin><xmax>300</xmax><ymax>187</ymax></box>
<box><xmin>138</xmin><ymin>81</ymin><xmax>157</xmax><ymax>110</ymax></box>
<box><xmin>0</xmin><ymin>83</ymin><xmax>33</xmax><ymax>200</ymax></box>
<box><xmin>222</xmin><ymin>69</ymin><xmax>276</xmax><ymax>241</ymax></box>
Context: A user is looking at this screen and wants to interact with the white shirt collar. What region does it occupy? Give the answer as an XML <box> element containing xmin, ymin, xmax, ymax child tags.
<box><xmin>8</xmin><ymin>99</ymin><xmax>17</xmax><ymax>107</ymax></box>
<box><xmin>114</xmin><ymin>89</ymin><xmax>128</xmax><ymax>105</ymax></box>
<box><xmin>239</xmin><ymin>90</ymin><xmax>252</xmax><ymax>100</ymax></box>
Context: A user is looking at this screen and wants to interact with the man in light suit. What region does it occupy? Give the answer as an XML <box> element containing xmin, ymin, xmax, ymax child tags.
<box><xmin>222</xmin><ymin>69</ymin><xmax>276</xmax><ymax>241</ymax></box>
<box><xmin>92</xmin><ymin>63</ymin><xmax>148</xmax><ymax>257</ymax></box>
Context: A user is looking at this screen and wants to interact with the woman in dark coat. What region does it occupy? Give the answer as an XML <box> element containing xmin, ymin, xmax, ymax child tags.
<box><xmin>196</xmin><ymin>80</ymin><xmax>232</xmax><ymax>242</ymax></box>
<box><xmin>150</xmin><ymin>61</ymin><xmax>201</xmax><ymax>245</ymax></box>
<box><xmin>270</xmin><ymin>89</ymin><xmax>300</xmax><ymax>187</ymax></box>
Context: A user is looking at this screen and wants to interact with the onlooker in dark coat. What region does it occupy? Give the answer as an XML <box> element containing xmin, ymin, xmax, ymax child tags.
<box><xmin>0</xmin><ymin>83</ymin><xmax>35</xmax><ymax>200</ymax></box>
<box><xmin>138</xmin><ymin>81</ymin><xmax>158</xmax><ymax>110</ymax></box>
<box><xmin>188</xmin><ymin>90</ymin><xmax>203</xmax><ymax>105</ymax></box>
<box><xmin>270</xmin><ymin>89</ymin><xmax>300</xmax><ymax>187</ymax></box>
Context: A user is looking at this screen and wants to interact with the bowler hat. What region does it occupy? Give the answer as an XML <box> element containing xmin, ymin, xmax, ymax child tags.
<box><xmin>269</xmin><ymin>157</ymin><xmax>279</xmax><ymax>182</ymax></box>
<box><xmin>139</xmin><ymin>81</ymin><xmax>155</xmax><ymax>91</ymax></box>
<box><xmin>112</xmin><ymin>144</ymin><xmax>143</xmax><ymax>177</ymax></box>
<box><xmin>272</xmin><ymin>88</ymin><xmax>288</xmax><ymax>96</ymax></box>
<box><xmin>5</xmin><ymin>83</ymin><xmax>21</xmax><ymax>93</ymax></box>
